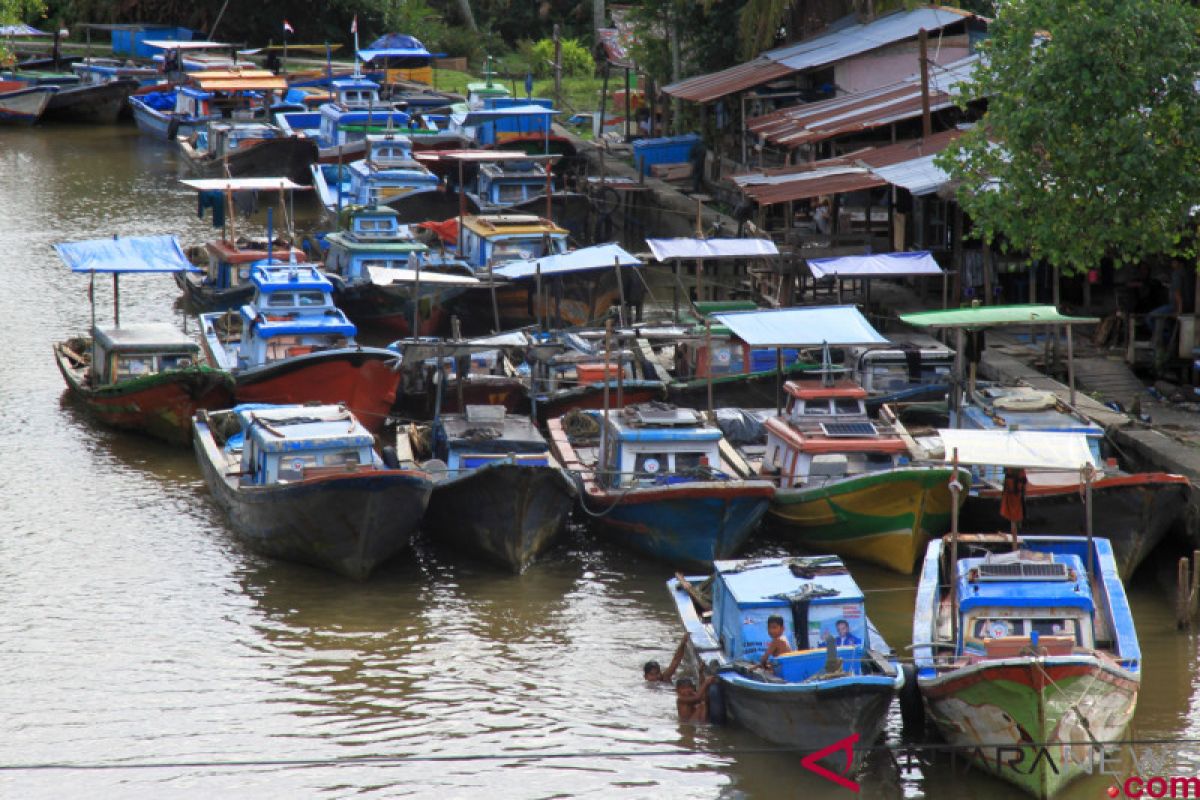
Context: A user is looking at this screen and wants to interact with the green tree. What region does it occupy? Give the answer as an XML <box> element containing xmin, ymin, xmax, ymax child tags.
<box><xmin>939</xmin><ymin>0</ymin><xmax>1200</xmax><ymax>273</ymax></box>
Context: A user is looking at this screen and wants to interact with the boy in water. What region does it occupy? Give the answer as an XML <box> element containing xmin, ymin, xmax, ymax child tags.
<box><xmin>644</xmin><ymin>634</ymin><xmax>689</xmax><ymax>683</ymax></box>
<box><xmin>675</xmin><ymin>675</ymin><xmax>717</xmax><ymax>722</ymax></box>
<box><xmin>760</xmin><ymin>614</ymin><xmax>793</xmax><ymax>669</ymax></box>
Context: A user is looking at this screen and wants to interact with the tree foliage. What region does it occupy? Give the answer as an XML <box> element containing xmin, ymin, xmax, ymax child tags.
<box><xmin>529</xmin><ymin>36</ymin><xmax>592</xmax><ymax>78</ymax></box>
<box><xmin>940</xmin><ymin>0</ymin><xmax>1200</xmax><ymax>273</ymax></box>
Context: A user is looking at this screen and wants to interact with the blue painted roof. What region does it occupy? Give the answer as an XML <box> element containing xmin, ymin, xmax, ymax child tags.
<box><xmin>56</xmin><ymin>235</ymin><xmax>199</xmax><ymax>274</ymax></box>
<box><xmin>715</xmin><ymin>558</ymin><xmax>864</xmax><ymax>609</ymax></box>
<box><xmin>332</xmin><ymin>77</ymin><xmax>380</xmax><ymax>90</ymax></box>
<box><xmin>240</xmin><ymin>304</ymin><xmax>357</xmax><ymax>339</ymax></box>
<box><xmin>250</xmin><ymin>264</ymin><xmax>332</xmax><ymax>293</ymax></box>
<box><xmin>235</xmin><ymin>404</ymin><xmax>374</xmax><ymax>453</ymax></box>
<box><xmin>956</xmin><ymin>553</ymin><xmax>1094</xmax><ymax>614</ymax></box>
<box><xmin>614</xmin><ymin>425</ymin><xmax>722</xmax><ymax>444</ymax></box>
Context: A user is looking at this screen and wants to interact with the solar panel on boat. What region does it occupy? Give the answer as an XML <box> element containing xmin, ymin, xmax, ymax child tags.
<box><xmin>819</xmin><ymin>421</ymin><xmax>877</xmax><ymax>437</ymax></box>
<box><xmin>976</xmin><ymin>561</ymin><xmax>1070</xmax><ymax>581</ymax></box>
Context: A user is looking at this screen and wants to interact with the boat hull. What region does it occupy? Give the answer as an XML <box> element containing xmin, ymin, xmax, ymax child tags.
<box><xmin>42</xmin><ymin>79</ymin><xmax>138</xmax><ymax>124</ymax></box>
<box><xmin>220</xmin><ymin>350</ymin><xmax>401</xmax><ymax>436</ymax></box>
<box><xmin>961</xmin><ymin>473</ymin><xmax>1189</xmax><ymax>579</ymax></box>
<box><xmin>921</xmin><ymin>658</ymin><xmax>1139</xmax><ymax>799</ymax></box>
<box><xmin>55</xmin><ymin>342</ymin><xmax>233</xmax><ymax>445</ymax></box>
<box><xmin>174</xmin><ymin>271</ymin><xmax>256</xmax><ymax>312</ymax></box>
<box><xmin>332</xmin><ymin>281</ymin><xmax>461</xmax><ymax>338</ymax></box>
<box><xmin>0</xmin><ymin>85</ymin><xmax>55</xmax><ymax>126</ymax></box>
<box><xmin>768</xmin><ymin>467</ymin><xmax>968</xmax><ymax>574</ymax></box>
<box><xmin>181</xmin><ymin>137</ymin><xmax>319</xmax><ymax>186</ymax></box>
<box><xmin>423</xmin><ymin>463</ymin><xmax>578</xmax><ymax>572</ymax></box>
<box><xmin>193</xmin><ymin>420</ymin><xmax>431</xmax><ymax>579</ymax></box>
<box><xmin>721</xmin><ymin>672</ymin><xmax>895</xmax><ymax>764</ymax></box>
<box><xmin>584</xmin><ymin>482</ymin><xmax>773</xmax><ymax>567</ymax></box>
<box><xmin>129</xmin><ymin>97</ymin><xmax>202</xmax><ymax>139</ymax></box>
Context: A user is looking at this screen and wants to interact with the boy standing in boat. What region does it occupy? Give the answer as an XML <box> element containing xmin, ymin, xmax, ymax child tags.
<box><xmin>760</xmin><ymin>614</ymin><xmax>793</xmax><ymax>668</ymax></box>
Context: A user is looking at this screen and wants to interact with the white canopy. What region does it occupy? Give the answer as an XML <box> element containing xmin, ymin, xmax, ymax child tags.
<box><xmin>368</xmin><ymin>266</ymin><xmax>481</xmax><ymax>287</ymax></box>
<box><xmin>937</xmin><ymin>429</ymin><xmax>1098</xmax><ymax>471</ymax></box>
<box><xmin>143</xmin><ymin>40</ymin><xmax>232</xmax><ymax>50</ymax></box>
<box><xmin>646</xmin><ymin>237</ymin><xmax>779</xmax><ymax>262</ymax></box>
<box><xmin>492</xmin><ymin>243</ymin><xmax>641</xmax><ymax>280</ymax></box>
<box><xmin>807</xmin><ymin>251</ymin><xmax>942</xmax><ymax>279</ymax></box>
<box><xmin>713</xmin><ymin>305</ymin><xmax>887</xmax><ymax>347</ymax></box>
<box><xmin>180</xmin><ymin>178</ymin><xmax>307</xmax><ymax>192</ymax></box>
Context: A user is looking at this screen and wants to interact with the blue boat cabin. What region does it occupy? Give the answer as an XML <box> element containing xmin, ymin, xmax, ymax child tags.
<box><xmin>433</xmin><ymin>405</ymin><xmax>553</xmax><ymax>472</ymax></box>
<box><xmin>593</xmin><ymin>406</ymin><xmax>724</xmax><ymax>489</ymax></box>
<box><xmin>953</xmin><ymin>550</ymin><xmax>1095</xmax><ymax>661</ymax></box>
<box><xmin>345</xmin><ymin>134</ymin><xmax>440</xmax><ymax>206</ymax></box>
<box><xmin>323</xmin><ymin>207</ymin><xmax>430</xmax><ymax>282</ymax></box>
<box><xmin>90</xmin><ymin>323</ymin><xmax>201</xmax><ymax>386</ymax></box>
<box><xmin>221</xmin><ymin>266</ymin><xmax>358</xmax><ymax>369</ymax></box>
<box><xmin>711</xmin><ymin>558</ymin><xmax>871</xmax><ymax>679</ymax></box>
<box><xmin>457</xmin><ymin>215</ymin><xmax>569</xmax><ymax>270</ymax></box>
<box><xmin>318</xmin><ymin>78</ymin><xmax>410</xmax><ymax>148</ymax></box>
<box><xmin>473</xmin><ymin>160</ymin><xmax>548</xmax><ymax>208</ymax></box>
<box><xmin>229</xmin><ymin>404</ymin><xmax>379</xmax><ymax>485</ymax></box>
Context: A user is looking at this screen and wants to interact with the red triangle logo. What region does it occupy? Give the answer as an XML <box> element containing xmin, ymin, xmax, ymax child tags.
<box><xmin>800</xmin><ymin>733</ymin><xmax>860</xmax><ymax>792</ymax></box>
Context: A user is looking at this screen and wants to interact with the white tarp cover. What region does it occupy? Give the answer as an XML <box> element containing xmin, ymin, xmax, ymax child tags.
<box><xmin>713</xmin><ymin>305</ymin><xmax>887</xmax><ymax>347</ymax></box>
<box><xmin>368</xmin><ymin>266</ymin><xmax>481</xmax><ymax>287</ymax></box>
<box><xmin>937</xmin><ymin>429</ymin><xmax>1098</xmax><ymax>471</ymax></box>
<box><xmin>492</xmin><ymin>243</ymin><xmax>641</xmax><ymax>280</ymax></box>
<box><xmin>452</xmin><ymin>105</ymin><xmax>560</xmax><ymax>127</ymax></box>
<box><xmin>180</xmin><ymin>178</ymin><xmax>307</xmax><ymax>192</ymax></box>
<box><xmin>808</xmin><ymin>251</ymin><xmax>942</xmax><ymax>279</ymax></box>
<box><xmin>142</xmin><ymin>40</ymin><xmax>232</xmax><ymax>50</ymax></box>
<box><xmin>646</xmin><ymin>238</ymin><xmax>779</xmax><ymax>262</ymax></box>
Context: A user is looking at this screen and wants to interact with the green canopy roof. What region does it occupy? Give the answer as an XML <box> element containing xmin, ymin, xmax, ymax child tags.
<box><xmin>899</xmin><ymin>304</ymin><xmax>1098</xmax><ymax>329</ymax></box>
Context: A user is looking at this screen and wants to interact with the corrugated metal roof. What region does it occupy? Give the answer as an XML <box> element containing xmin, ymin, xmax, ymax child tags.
<box><xmin>733</xmin><ymin>129</ymin><xmax>962</xmax><ymax>204</ymax></box>
<box><xmin>749</xmin><ymin>54</ymin><xmax>978</xmax><ymax>147</ymax></box>
<box><xmin>773</xmin><ymin>8</ymin><xmax>974</xmax><ymax>72</ymax></box>
<box><xmin>664</xmin><ymin>6</ymin><xmax>978</xmax><ymax>103</ymax></box>
<box><xmin>663</xmin><ymin>59</ymin><xmax>793</xmax><ymax>103</ymax></box>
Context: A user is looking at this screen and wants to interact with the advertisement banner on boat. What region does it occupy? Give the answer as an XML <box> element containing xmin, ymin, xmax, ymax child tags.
<box><xmin>805</xmin><ymin>602</ymin><xmax>865</xmax><ymax>649</ymax></box>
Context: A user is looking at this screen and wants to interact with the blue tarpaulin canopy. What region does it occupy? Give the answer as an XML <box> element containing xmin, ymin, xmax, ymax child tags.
<box><xmin>493</xmin><ymin>243</ymin><xmax>641</xmax><ymax>280</ymax></box>
<box><xmin>55</xmin><ymin>235</ymin><xmax>199</xmax><ymax>274</ymax></box>
<box><xmin>452</xmin><ymin>105</ymin><xmax>560</xmax><ymax>128</ymax></box>
<box><xmin>359</xmin><ymin>33</ymin><xmax>433</xmax><ymax>61</ymax></box>
<box><xmin>808</xmin><ymin>251</ymin><xmax>942</xmax><ymax>280</ymax></box>
<box><xmin>646</xmin><ymin>237</ymin><xmax>779</xmax><ymax>262</ymax></box>
<box><xmin>713</xmin><ymin>305</ymin><xmax>887</xmax><ymax>347</ymax></box>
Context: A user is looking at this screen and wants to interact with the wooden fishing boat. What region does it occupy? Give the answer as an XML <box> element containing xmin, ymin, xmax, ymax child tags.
<box><xmin>177</xmin><ymin>120</ymin><xmax>318</xmax><ymax>185</ymax></box>
<box><xmin>197</xmin><ymin>263</ymin><xmax>402</xmax><ymax>435</ymax></box>
<box><xmin>194</xmin><ymin>404</ymin><xmax>432</xmax><ymax>579</ymax></box>
<box><xmin>41</xmin><ymin>77</ymin><xmax>139</xmax><ymax>124</ymax></box>
<box><xmin>0</xmin><ymin>80</ymin><xmax>56</xmax><ymax>125</ymax></box>
<box><xmin>321</xmin><ymin>205</ymin><xmax>480</xmax><ymax>336</ymax></box>
<box><xmin>669</xmin><ymin>556</ymin><xmax>900</xmax><ymax>765</ymax></box>
<box><xmin>914</xmin><ymin>533</ymin><xmax>1140</xmax><ymax>798</ymax></box>
<box><xmin>548</xmin><ymin>404</ymin><xmax>775</xmax><ymax>567</ymax></box>
<box><xmin>52</xmin><ymin>234</ymin><xmax>234</xmax><ymax>445</ymax></box>
<box><xmin>311</xmin><ymin>133</ymin><xmax>441</xmax><ymax>217</ymax></box>
<box><xmin>175</xmin><ymin>177</ymin><xmax>309</xmax><ymax>312</ymax></box>
<box><xmin>410</xmin><ymin>405</ymin><xmax>578</xmax><ymax>572</ymax></box>
<box><xmin>132</xmin><ymin>67</ymin><xmax>291</xmax><ymax>141</ymax></box>
<box><xmin>740</xmin><ymin>377</ymin><xmax>967</xmax><ymax>573</ymax></box>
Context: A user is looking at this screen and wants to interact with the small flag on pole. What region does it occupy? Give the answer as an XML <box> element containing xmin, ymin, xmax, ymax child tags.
<box><xmin>350</xmin><ymin>15</ymin><xmax>358</xmax><ymax>34</ymax></box>
<box><xmin>283</xmin><ymin>20</ymin><xmax>294</xmax><ymax>34</ymax></box>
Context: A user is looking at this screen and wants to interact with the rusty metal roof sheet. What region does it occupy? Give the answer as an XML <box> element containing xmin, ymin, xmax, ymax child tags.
<box><xmin>664</xmin><ymin>6</ymin><xmax>979</xmax><ymax>103</ymax></box>
<box><xmin>663</xmin><ymin>59</ymin><xmax>793</xmax><ymax>103</ymax></box>
<box><xmin>748</xmin><ymin>54</ymin><xmax>978</xmax><ymax>147</ymax></box>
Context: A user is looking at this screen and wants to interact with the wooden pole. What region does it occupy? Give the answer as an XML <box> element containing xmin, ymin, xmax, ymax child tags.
<box><xmin>601</xmin><ymin>320</ymin><xmax>613</xmax><ymax>483</ymax></box>
<box><xmin>775</xmin><ymin>348</ymin><xmax>784</xmax><ymax>416</ymax></box>
<box><xmin>949</xmin><ymin>448</ymin><xmax>960</xmax><ymax>646</ymax></box>
<box><xmin>1084</xmin><ymin>464</ymin><xmax>1094</xmax><ymax>578</ymax></box>
<box><xmin>1067</xmin><ymin>324</ymin><xmax>1076</xmax><ymax>406</ymax></box>
<box><xmin>112</xmin><ymin>274</ymin><xmax>120</xmax><ymax>328</ymax></box>
<box><xmin>614</xmin><ymin>256</ymin><xmax>627</xmax><ymax>328</ymax></box>
<box><xmin>488</xmin><ymin>261</ymin><xmax>501</xmax><ymax>333</ymax></box>
<box><xmin>410</xmin><ymin>257</ymin><xmax>422</xmax><ymax>341</ymax></box>
<box><xmin>535</xmin><ymin>262</ymin><xmax>543</xmax><ymax>331</ymax></box>
<box><xmin>552</xmin><ymin>24</ymin><xmax>562</xmax><ymax>110</ymax></box>
<box><xmin>954</xmin><ymin>327</ymin><xmax>965</xmax><ymax>427</ymax></box>
<box><xmin>451</xmin><ymin>316</ymin><xmax>465</xmax><ymax>413</ymax></box>
<box><xmin>705</xmin><ymin>319</ymin><xmax>715</xmax><ymax>421</ymax></box>
<box><xmin>919</xmin><ymin>28</ymin><xmax>932</xmax><ymax>139</ymax></box>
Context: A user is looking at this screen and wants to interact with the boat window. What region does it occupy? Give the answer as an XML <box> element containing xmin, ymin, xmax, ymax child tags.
<box><xmin>833</xmin><ymin>398</ymin><xmax>862</xmax><ymax>415</ymax></box>
<box><xmin>493</xmin><ymin>241</ymin><xmax>542</xmax><ymax>261</ymax></box>
<box><xmin>296</xmin><ymin>292</ymin><xmax>326</xmax><ymax>307</ymax></box>
<box><xmin>278</xmin><ymin>454</ymin><xmax>319</xmax><ymax>481</ymax></box>
<box><xmin>634</xmin><ymin>452</ymin><xmax>669</xmax><ymax>478</ymax></box>
<box><xmin>158</xmin><ymin>354</ymin><xmax>194</xmax><ymax>371</ymax></box>
<box><xmin>323</xmin><ymin>450</ymin><xmax>364</xmax><ymax>467</ymax></box>
<box><xmin>266</xmin><ymin>293</ymin><xmax>294</xmax><ymax>307</ymax></box>
<box><xmin>863</xmin><ymin>453</ymin><xmax>896</xmax><ymax>470</ymax></box>
<box><xmin>974</xmin><ymin>618</ymin><xmax>1025</xmax><ymax>639</ymax></box>
<box><xmin>803</xmin><ymin>401</ymin><xmax>831</xmax><ymax>415</ymax></box>
<box><xmin>114</xmin><ymin>356</ymin><xmax>155</xmax><ymax>381</ymax></box>
<box><xmin>496</xmin><ymin>184</ymin><xmax>526</xmax><ymax>204</ymax></box>
<box><xmin>674</xmin><ymin>452</ymin><xmax>711</xmax><ymax>474</ymax></box>
<box><xmin>1029</xmin><ymin>618</ymin><xmax>1082</xmax><ymax>645</ymax></box>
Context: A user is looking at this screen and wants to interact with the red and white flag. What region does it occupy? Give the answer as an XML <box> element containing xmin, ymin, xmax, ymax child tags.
<box><xmin>350</xmin><ymin>15</ymin><xmax>357</xmax><ymax>34</ymax></box>
<box><xmin>282</xmin><ymin>20</ymin><xmax>294</xmax><ymax>34</ymax></box>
